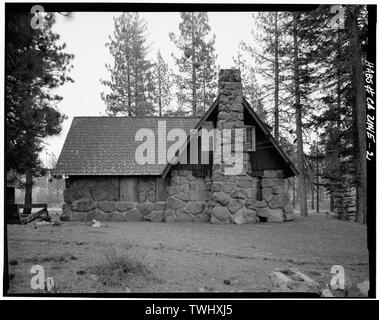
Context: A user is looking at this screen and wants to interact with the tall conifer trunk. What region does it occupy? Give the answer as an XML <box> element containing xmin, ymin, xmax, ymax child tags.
<box><xmin>350</xmin><ymin>6</ymin><xmax>367</xmax><ymax>224</ymax></box>
<box><xmin>293</xmin><ymin>12</ymin><xmax>308</xmax><ymax>217</ymax></box>
<box><xmin>274</xmin><ymin>12</ymin><xmax>280</xmax><ymax>140</ymax></box>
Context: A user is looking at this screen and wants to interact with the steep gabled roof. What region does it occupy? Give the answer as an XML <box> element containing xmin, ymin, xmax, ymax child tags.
<box><xmin>242</xmin><ymin>97</ymin><xmax>299</xmax><ymax>176</ymax></box>
<box><xmin>54</xmin><ymin>116</ymin><xmax>199</xmax><ymax>176</ymax></box>
<box><xmin>55</xmin><ymin>97</ymin><xmax>298</xmax><ymax>177</ymax></box>
<box><xmin>162</xmin><ymin>96</ymin><xmax>298</xmax><ymax>177</ymax></box>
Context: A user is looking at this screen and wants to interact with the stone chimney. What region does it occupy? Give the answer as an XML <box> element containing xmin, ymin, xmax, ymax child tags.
<box><xmin>208</xmin><ymin>69</ymin><xmax>259</xmax><ymax>224</ymax></box>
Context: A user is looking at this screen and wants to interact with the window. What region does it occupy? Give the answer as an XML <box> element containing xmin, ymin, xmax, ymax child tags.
<box><xmin>245</xmin><ymin>126</ymin><xmax>256</xmax><ymax>151</ymax></box>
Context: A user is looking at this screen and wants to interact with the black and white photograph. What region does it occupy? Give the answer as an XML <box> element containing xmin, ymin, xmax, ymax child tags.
<box><xmin>2</xmin><ymin>1</ymin><xmax>376</xmax><ymax>301</ymax></box>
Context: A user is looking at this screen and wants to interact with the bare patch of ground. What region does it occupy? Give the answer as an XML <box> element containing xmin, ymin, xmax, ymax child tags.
<box><xmin>6</xmin><ymin>211</ymin><xmax>369</xmax><ymax>294</ymax></box>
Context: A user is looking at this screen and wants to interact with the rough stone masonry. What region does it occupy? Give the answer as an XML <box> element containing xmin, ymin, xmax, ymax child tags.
<box><xmin>61</xmin><ymin>69</ymin><xmax>294</xmax><ymax>224</ymax></box>
<box><xmin>207</xmin><ymin>69</ymin><xmax>294</xmax><ymax>224</ymax></box>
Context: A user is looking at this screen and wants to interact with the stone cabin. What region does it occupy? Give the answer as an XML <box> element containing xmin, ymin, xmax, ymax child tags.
<box><xmin>54</xmin><ymin>69</ymin><xmax>298</xmax><ymax>224</ymax></box>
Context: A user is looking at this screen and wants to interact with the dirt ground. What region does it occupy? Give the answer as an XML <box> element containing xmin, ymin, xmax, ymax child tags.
<box><xmin>6</xmin><ymin>211</ymin><xmax>369</xmax><ymax>294</ymax></box>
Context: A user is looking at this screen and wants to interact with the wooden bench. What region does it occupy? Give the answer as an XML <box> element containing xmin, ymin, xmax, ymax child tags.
<box><xmin>6</xmin><ymin>204</ymin><xmax>49</xmax><ymax>224</ymax></box>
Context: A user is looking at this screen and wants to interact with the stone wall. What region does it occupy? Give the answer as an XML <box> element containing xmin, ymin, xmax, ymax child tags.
<box><xmin>165</xmin><ymin>169</ymin><xmax>210</xmax><ymax>223</ymax></box>
<box><xmin>61</xmin><ymin>177</ymin><xmax>166</xmax><ymax>222</ymax></box>
<box><xmin>209</xmin><ymin>69</ymin><xmax>261</xmax><ymax>224</ymax></box>
<box><xmin>247</xmin><ymin>170</ymin><xmax>294</xmax><ymax>222</ymax></box>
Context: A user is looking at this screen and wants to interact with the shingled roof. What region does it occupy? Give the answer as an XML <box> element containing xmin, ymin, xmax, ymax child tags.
<box><xmin>54</xmin><ymin>116</ymin><xmax>199</xmax><ymax>176</ymax></box>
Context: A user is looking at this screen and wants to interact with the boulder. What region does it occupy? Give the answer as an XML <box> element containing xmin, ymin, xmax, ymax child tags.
<box><xmin>284</xmin><ymin>212</ymin><xmax>295</xmax><ymax>221</ymax></box>
<box><xmin>267</xmin><ymin>209</ymin><xmax>284</xmax><ymax>222</ymax></box>
<box><xmin>272</xmin><ymin>185</ymin><xmax>285</xmax><ymax>194</ymax></box>
<box><xmin>154</xmin><ymin>201</ymin><xmax>167</xmax><ymax>211</ymax></box>
<box><xmin>261</xmin><ymin>178</ymin><xmax>276</xmax><ymax>188</ymax></box>
<box><xmin>245</xmin><ymin>188</ymin><xmax>256</xmax><ymax>199</ymax></box>
<box><xmin>136</xmin><ymin>202</ymin><xmax>154</xmax><ymax>215</ymax></box>
<box><xmin>176</xmin><ymin>208</ymin><xmax>194</xmax><ymax>222</ymax></box>
<box><xmin>97</xmin><ymin>200</ymin><xmax>116</xmax><ymax>213</ymax></box>
<box><xmin>190</xmin><ymin>182</ymin><xmax>197</xmax><ymax>191</ymax></box>
<box><xmin>176</xmin><ymin>192</ymin><xmax>190</xmax><ymax>201</ymax></box>
<box><xmin>124</xmin><ymin>209</ymin><xmax>143</xmax><ymax>221</ymax></box>
<box><xmin>72</xmin><ymin>198</ymin><xmax>96</xmax><ymax>212</ymax></box>
<box><xmin>186</xmin><ymin>175</ymin><xmax>195</xmax><ymax>182</ymax></box>
<box><xmin>115</xmin><ymin>202</ymin><xmax>135</xmax><ymax>212</ymax></box>
<box><xmin>246</xmin><ymin>199</ymin><xmax>267</xmax><ymax>209</ymax></box>
<box><xmin>270</xmin><ymin>268</ymin><xmax>321</xmax><ymax>293</ymax></box>
<box><xmin>236</xmin><ymin>176</ymin><xmax>255</xmax><ymax>188</ymax></box>
<box><xmin>164</xmin><ymin>210</ymin><xmax>176</xmax><ymax>223</ymax></box>
<box><xmin>107</xmin><ymin>212</ymin><xmax>124</xmax><ymax>221</ymax></box>
<box><xmin>227</xmin><ymin>199</ymin><xmax>244</xmax><ymax>213</ymax></box>
<box><xmin>229</xmin><ymin>103</ymin><xmax>243</xmax><ymax>113</ymax></box>
<box><xmin>171</xmin><ymin>175</ymin><xmax>187</xmax><ymax>185</ymax></box>
<box><xmin>212</xmin><ymin>192</ymin><xmax>230</xmax><ymax>206</ymax></box>
<box><xmin>212</xmin><ymin>207</ymin><xmax>230</xmax><ymax>222</ymax></box>
<box><xmin>256</xmin><ymin>207</ymin><xmax>270</xmax><ymax>218</ymax></box>
<box><xmin>267</xmin><ymin>194</ymin><xmax>290</xmax><ymax>209</ymax></box>
<box><xmin>186</xmin><ymin>201</ymin><xmax>206</xmax><ymax>215</ymax></box>
<box><xmin>179</xmin><ymin>184</ymin><xmax>189</xmax><ymax>193</ymax></box>
<box><xmin>167</xmin><ymin>196</ymin><xmax>186</xmax><ymax>210</ymax></box>
<box><xmin>222</xmin><ymin>183</ymin><xmax>235</xmax><ymax>194</ymax></box>
<box><xmin>210</xmin><ymin>215</ymin><xmax>230</xmax><ymax>224</ymax></box>
<box><xmin>85</xmin><ymin>209</ymin><xmax>107</xmax><ymax>221</ymax></box>
<box><xmin>233</xmin><ymin>207</ymin><xmax>257</xmax><ymax>225</ymax></box>
<box><xmin>261</xmin><ymin>188</ymin><xmax>273</xmax><ymax>201</ymax></box>
<box><xmin>263</xmin><ymin>170</ymin><xmax>284</xmax><ymax>178</ymax></box>
<box><xmin>189</xmin><ymin>191</ymin><xmax>199</xmax><ymax>201</ymax></box>
<box><xmin>212</xmin><ymin>172</ymin><xmax>226</xmax><ymax>182</ymax></box>
<box><xmin>70</xmin><ymin>211</ymin><xmax>86</xmax><ymax>221</ymax></box>
<box><xmin>211</xmin><ymin>183</ymin><xmax>222</xmax><ymax>192</ymax></box>
<box><xmin>194</xmin><ymin>212</ymin><xmax>210</xmax><ymax>223</ymax></box>
<box><xmin>144</xmin><ymin>211</ymin><xmax>164</xmax><ymax>222</ymax></box>
<box><xmin>231</xmin><ymin>188</ymin><xmax>247</xmax><ymax>199</ymax></box>
<box><xmin>283</xmin><ymin>203</ymin><xmax>294</xmax><ymax>214</ymax></box>
<box><xmin>167</xmin><ymin>185</ymin><xmax>180</xmax><ymax>196</ymax></box>
<box><xmin>63</xmin><ymin>188</ymin><xmax>82</xmax><ymax>203</ymax></box>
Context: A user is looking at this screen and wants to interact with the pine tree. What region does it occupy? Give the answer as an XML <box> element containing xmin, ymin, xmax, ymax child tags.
<box><xmin>152</xmin><ymin>51</ymin><xmax>172</xmax><ymax>117</ymax></box>
<box><xmin>292</xmin><ymin>11</ymin><xmax>308</xmax><ymax>217</ymax></box>
<box><xmin>244</xmin><ymin>12</ymin><xmax>292</xmax><ymax>139</ymax></box>
<box><xmin>169</xmin><ymin>12</ymin><xmax>217</xmax><ymax>116</ymax></box>
<box><xmin>101</xmin><ymin>13</ymin><xmax>155</xmax><ymax>116</ymax></box>
<box><xmin>6</xmin><ymin>12</ymin><xmax>74</xmax><ymax>213</ymax></box>
<box><xmin>232</xmin><ymin>50</ymin><xmax>267</xmax><ymax>122</ymax></box>
<box><xmin>304</xmin><ymin>5</ymin><xmax>368</xmax><ymax>222</ymax></box>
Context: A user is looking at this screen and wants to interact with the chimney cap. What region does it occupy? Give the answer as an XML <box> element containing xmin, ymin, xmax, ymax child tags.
<box><xmin>219</xmin><ymin>69</ymin><xmax>241</xmax><ymax>82</ymax></box>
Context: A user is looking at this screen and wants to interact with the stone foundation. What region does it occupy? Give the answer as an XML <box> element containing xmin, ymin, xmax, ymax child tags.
<box><xmin>61</xmin><ymin>171</ymin><xmax>293</xmax><ymax>223</ymax></box>
<box><xmin>249</xmin><ymin>170</ymin><xmax>294</xmax><ymax>222</ymax></box>
<box><xmin>165</xmin><ymin>169</ymin><xmax>210</xmax><ymax>223</ymax></box>
<box><xmin>61</xmin><ymin>177</ymin><xmax>166</xmax><ymax>222</ymax></box>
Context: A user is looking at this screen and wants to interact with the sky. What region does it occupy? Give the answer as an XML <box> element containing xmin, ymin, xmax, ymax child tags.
<box><xmin>43</xmin><ymin>12</ymin><xmax>257</xmax><ymax>165</ymax></box>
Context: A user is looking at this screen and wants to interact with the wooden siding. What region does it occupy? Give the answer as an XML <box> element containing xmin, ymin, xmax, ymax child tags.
<box><xmin>120</xmin><ymin>177</ymin><xmax>138</xmax><ymax>202</ymax></box>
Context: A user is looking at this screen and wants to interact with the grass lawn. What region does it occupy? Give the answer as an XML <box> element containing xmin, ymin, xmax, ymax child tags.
<box><xmin>6</xmin><ymin>211</ymin><xmax>369</xmax><ymax>294</ymax></box>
